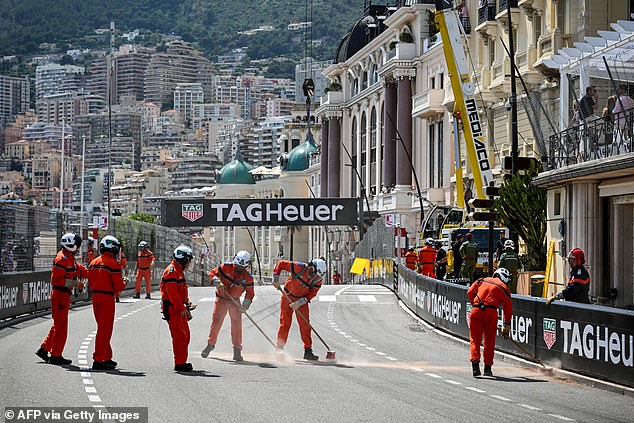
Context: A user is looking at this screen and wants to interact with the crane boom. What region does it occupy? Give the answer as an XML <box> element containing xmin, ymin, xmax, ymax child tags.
<box><xmin>435</xmin><ymin>0</ymin><xmax>493</xmax><ymax>199</ymax></box>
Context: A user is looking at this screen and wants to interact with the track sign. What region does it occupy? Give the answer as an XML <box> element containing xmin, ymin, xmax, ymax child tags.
<box><xmin>468</xmin><ymin>211</ymin><xmax>497</xmax><ymax>221</ymax></box>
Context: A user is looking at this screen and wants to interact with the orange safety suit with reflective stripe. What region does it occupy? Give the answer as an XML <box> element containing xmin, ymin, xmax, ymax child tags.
<box><xmin>116</xmin><ymin>252</ymin><xmax>128</xmax><ymax>300</ymax></box>
<box><xmin>135</xmin><ymin>250</ymin><xmax>155</xmax><ymax>294</ymax></box>
<box><xmin>87</xmin><ymin>249</ymin><xmax>97</xmax><ymax>266</ymax></box>
<box><xmin>206</xmin><ymin>263</ymin><xmax>255</xmax><ymax>350</ymax></box>
<box><xmin>561</xmin><ymin>265</ymin><xmax>591</xmax><ymax>303</ymax></box>
<box><xmin>273</xmin><ymin>260</ymin><xmax>322</xmax><ymax>349</ymax></box>
<box><xmin>160</xmin><ymin>261</ymin><xmax>190</xmax><ymax>365</ymax></box>
<box><xmin>88</xmin><ymin>252</ymin><xmax>126</xmax><ymax>362</ymax></box>
<box><xmin>41</xmin><ymin>250</ymin><xmax>88</xmax><ymax>357</ymax></box>
<box><xmin>417</xmin><ymin>246</ymin><xmax>437</xmax><ymax>277</ymax></box>
<box><xmin>467</xmin><ymin>277</ymin><xmax>512</xmax><ymax>367</ymax></box>
<box><xmin>404</xmin><ymin>251</ymin><xmax>417</xmax><ymax>270</ymax></box>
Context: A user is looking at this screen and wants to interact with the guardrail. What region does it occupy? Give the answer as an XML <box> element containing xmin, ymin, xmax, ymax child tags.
<box><xmin>0</xmin><ymin>262</ymin><xmax>209</xmax><ymax>321</ymax></box>
<box><xmin>371</xmin><ymin>261</ymin><xmax>634</xmax><ymax>388</ymax></box>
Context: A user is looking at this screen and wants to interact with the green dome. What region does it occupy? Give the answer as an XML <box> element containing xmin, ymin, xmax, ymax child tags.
<box><xmin>217</xmin><ymin>153</ymin><xmax>256</xmax><ymax>184</ymax></box>
<box><xmin>285</xmin><ymin>131</ymin><xmax>318</xmax><ymax>171</ymax></box>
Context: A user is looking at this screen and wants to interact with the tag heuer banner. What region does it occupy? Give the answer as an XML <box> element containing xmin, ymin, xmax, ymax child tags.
<box><xmin>162</xmin><ymin>198</ymin><xmax>360</xmax><ymax>227</ymax></box>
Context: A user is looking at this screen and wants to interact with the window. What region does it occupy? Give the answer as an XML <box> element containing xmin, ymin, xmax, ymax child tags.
<box><xmin>370</xmin><ymin>107</ymin><xmax>377</xmax><ymax>195</ymax></box>
<box><xmin>430</xmin><ymin>76</ymin><xmax>435</xmax><ymax>90</ymax></box>
<box><xmin>361</xmin><ymin>112</ymin><xmax>367</xmax><ymax>193</ymax></box>
<box><xmin>437</xmin><ymin>121</ymin><xmax>444</xmax><ymax>187</ymax></box>
<box><xmin>351</xmin><ymin>118</ymin><xmax>358</xmax><ymax>197</ymax></box>
<box><xmin>438</xmin><ymin>73</ymin><xmax>444</xmax><ymax>89</ymax></box>
<box><xmin>429</xmin><ymin>122</ymin><xmax>435</xmax><ymax>187</ymax></box>
<box><xmin>489</xmin><ymin>40</ymin><xmax>495</xmax><ymax>67</ymax></box>
<box><xmin>554</xmin><ymin>192</ymin><xmax>561</xmax><ymax>216</ymax></box>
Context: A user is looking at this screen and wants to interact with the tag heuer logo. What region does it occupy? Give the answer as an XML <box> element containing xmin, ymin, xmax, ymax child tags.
<box><xmin>543</xmin><ymin>318</ymin><xmax>557</xmax><ymax>350</ymax></box>
<box><xmin>182</xmin><ymin>204</ymin><xmax>203</xmax><ymax>222</ymax></box>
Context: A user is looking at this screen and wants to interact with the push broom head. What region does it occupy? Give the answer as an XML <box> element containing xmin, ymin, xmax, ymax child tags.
<box><xmin>325</xmin><ymin>350</ymin><xmax>336</xmax><ymax>360</ymax></box>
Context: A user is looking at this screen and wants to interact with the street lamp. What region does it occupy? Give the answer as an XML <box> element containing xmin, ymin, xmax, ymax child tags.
<box><xmin>80</xmin><ymin>135</ymin><xmax>86</xmax><ymax>234</ymax></box>
<box><xmin>59</xmin><ymin>118</ymin><xmax>65</xmax><ymax>212</ymax></box>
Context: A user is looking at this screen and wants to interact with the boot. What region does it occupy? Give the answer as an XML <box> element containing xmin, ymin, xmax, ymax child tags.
<box><xmin>200</xmin><ymin>343</ymin><xmax>215</xmax><ymax>358</ymax></box>
<box><xmin>233</xmin><ymin>347</ymin><xmax>244</xmax><ymax>362</ymax></box>
<box><xmin>472</xmin><ymin>362</ymin><xmax>481</xmax><ymax>377</ymax></box>
<box><xmin>145</xmin><ymin>293</ymin><xmax>151</xmax><ymax>299</ymax></box>
<box><xmin>303</xmin><ymin>348</ymin><xmax>319</xmax><ymax>361</ymax></box>
<box><xmin>115</xmin><ymin>297</ymin><xmax>120</xmax><ymax>303</ymax></box>
<box><xmin>92</xmin><ymin>360</ymin><xmax>116</xmax><ymax>371</ymax></box>
<box><xmin>483</xmin><ymin>365</ymin><xmax>493</xmax><ymax>377</ymax></box>
<box><xmin>49</xmin><ymin>356</ymin><xmax>72</xmax><ymax>366</ymax></box>
<box><xmin>133</xmin><ymin>293</ymin><xmax>141</xmax><ymax>299</ymax></box>
<box><xmin>174</xmin><ymin>363</ymin><xmax>193</xmax><ymax>372</ymax></box>
<box><xmin>104</xmin><ymin>359</ymin><xmax>118</xmax><ymax>368</ymax></box>
<box><xmin>35</xmin><ymin>347</ymin><xmax>50</xmax><ymax>363</ymax></box>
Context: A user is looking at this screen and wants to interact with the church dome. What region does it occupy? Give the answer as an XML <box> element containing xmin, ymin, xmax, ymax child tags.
<box><xmin>217</xmin><ymin>153</ymin><xmax>256</xmax><ymax>184</ymax></box>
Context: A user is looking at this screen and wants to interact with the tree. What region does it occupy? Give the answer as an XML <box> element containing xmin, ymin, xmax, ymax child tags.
<box><xmin>128</xmin><ymin>213</ymin><xmax>156</xmax><ymax>224</ymax></box>
<box><xmin>494</xmin><ymin>163</ymin><xmax>547</xmax><ymax>271</ymax></box>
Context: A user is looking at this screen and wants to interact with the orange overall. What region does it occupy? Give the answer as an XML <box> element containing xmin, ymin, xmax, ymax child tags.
<box><xmin>273</xmin><ymin>260</ymin><xmax>322</xmax><ymax>349</ymax></box>
<box><xmin>207</xmin><ymin>263</ymin><xmax>255</xmax><ymax>350</ymax></box>
<box><xmin>88</xmin><ymin>253</ymin><xmax>126</xmax><ymax>362</ymax></box>
<box><xmin>417</xmin><ymin>245</ymin><xmax>437</xmax><ymax>277</ymax></box>
<box><xmin>160</xmin><ymin>261</ymin><xmax>190</xmax><ymax>365</ymax></box>
<box><xmin>467</xmin><ymin>277</ymin><xmax>512</xmax><ymax>366</ymax></box>
<box><xmin>41</xmin><ymin>250</ymin><xmax>88</xmax><ymax>357</ymax></box>
<box><xmin>116</xmin><ymin>252</ymin><xmax>127</xmax><ymax>300</ymax></box>
<box><xmin>136</xmin><ymin>250</ymin><xmax>155</xmax><ymax>294</ymax></box>
<box><xmin>404</xmin><ymin>251</ymin><xmax>417</xmax><ymax>270</ymax></box>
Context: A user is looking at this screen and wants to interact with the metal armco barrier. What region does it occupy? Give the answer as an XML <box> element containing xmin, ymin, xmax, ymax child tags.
<box><xmin>373</xmin><ymin>261</ymin><xmax>634</xmax><ymax>388</ymax></box>
<box><xmin>0</xmin><ymin>262</ymin><xmax>208</xmax><ymax>321</ymax></box>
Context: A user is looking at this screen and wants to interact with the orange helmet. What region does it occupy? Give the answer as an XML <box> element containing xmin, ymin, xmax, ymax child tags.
<box><xmin>567</xmin><ymin>248</ymin><xmax>585</xmax><ymax>265</ymax></box>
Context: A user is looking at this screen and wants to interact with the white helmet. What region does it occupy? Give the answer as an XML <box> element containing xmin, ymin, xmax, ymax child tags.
<box><xmin>311</xmin><ymin>258</ymin><xmax>327</xmax><ymax>277</ymax></box>
<box><xmin>493</xmin><ymin>268</ymin><xmax>512</xmax><ymax>285</ymax></box>
<box><xmin>99</xmin><ymin>235</ymin><xmax>121</xmax><ymax>255</ymax></box>
<box><xmin>173</xmin><ymin>245</ymin><xmax>194</xmax><ymax>263</ymax></box>
<box><xmin>60</xmin><ymin>233</ymin><xmax>82</xmax><ymax>253</ymax></box>
<box><xmin>504</xmin><ymin>239</ymin><xmax>515</xmax><ymax>249</ymax></box>
<box><xmin>234</xmin><ymin>250</ymin><xmax>252</xmax><ymax>267</ymax></box>
<box><xmin>426</xmin><ymin>237</ymin><xmax>434</xmax><ymax>245</ymax></box>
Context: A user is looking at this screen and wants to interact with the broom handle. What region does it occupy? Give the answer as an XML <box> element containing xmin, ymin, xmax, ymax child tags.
<box><xmin>224</xmin><ymin>292</ymin><xmax>279</xmax><ymax>350</ymax></box>
<box><xmin>499</xmin><ymin>327</ymin><xmax>546</xmax><ymax>367</ymax></box>
<box><xmin>277</xmin><ymin>286</ymin><xmax>331</xmax><ymax>351</ymax></box>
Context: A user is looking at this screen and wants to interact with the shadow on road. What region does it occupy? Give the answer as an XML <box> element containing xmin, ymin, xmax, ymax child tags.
<box><xmin>209</xmin><ymin>357</ymin><xmax>278</xmax><ymax>368</ymax></box>
<box><xmin>175</xmin><ymin>370</ymin><xmax>221</xmax><ymax>377</ymax></box>
<box><xmin>61</xmin><ymin>365</ymin><xmax>146</xmax><ymax>377</ymax></box>
<box><xmin>478</xmin><ymin>375</ymin><xmax>548</xmax><ymax>383</ymax></box>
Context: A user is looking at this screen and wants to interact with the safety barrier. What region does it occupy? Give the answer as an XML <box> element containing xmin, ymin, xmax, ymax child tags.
<box><xmin>0</xmin><ymin>262</ymin><xmax>208</xmax><ymax>321</ymax></box>
<box><xmin>372</xmin><ymin>261</ymin><xmax>634</xmax><ymax>388</ymax></box>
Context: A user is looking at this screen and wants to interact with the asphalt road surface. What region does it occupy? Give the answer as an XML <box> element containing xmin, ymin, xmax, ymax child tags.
<box><xmin>1</xmin><ymin>284</ymin><xmax>632</xmax><ymax>423</ymax></box>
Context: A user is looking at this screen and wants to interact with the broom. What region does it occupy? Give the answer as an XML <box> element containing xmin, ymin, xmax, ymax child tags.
<box><xmin>276</xmin><ymin>285</ymin><xmax>336</xmax><ymax>360</ymax></box>
<box><xmin>223</xmin><ymin>290</ymin><xmax>280</xmax><ymax>352</ymax></box>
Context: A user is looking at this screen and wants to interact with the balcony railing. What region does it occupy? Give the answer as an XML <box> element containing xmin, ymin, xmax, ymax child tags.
<box><xmin>498</xmin><ymin>0</ymin><xmax>518</xmax><ymax>10</ymax></box>
<box><xmin>478</xmin><ymin>4</ymin><xmax>497</xmax><ymax>25</ymax></box>
<box><xmin>547</xmin><ymin>108</ymin><xmax>634</xmax><ymax>170</ymax></box>
<box><xmin>460</xmin><ymin>16</ymin><xmax>471</xmax><ymax>34</ymax></box>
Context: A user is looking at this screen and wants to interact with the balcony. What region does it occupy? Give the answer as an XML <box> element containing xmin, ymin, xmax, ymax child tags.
<box><xmin>496</xmin><ymin>0</ymin><xmax>520</xmax><ymax>31</ymax></box>
<box><xmin>546</xmin><ymin>109</ymin><xmax>634</xmax><ymax>170</ymax></box>
<box><xmin>477</xmin><ymin>4</ymin><xmax>496</xmax><ymax>26</ymax></box>
<box><xmin>412</xmin><ymin>89</ymin><xmax>445</xmax><ymax>118</ymax></box>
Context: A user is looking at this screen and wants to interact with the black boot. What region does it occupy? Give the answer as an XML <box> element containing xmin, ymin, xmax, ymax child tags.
<box><xmin>35</xmin><ymin>347</ymin><xmax>50</xmax><ymax>363</ymax></box>
<box><xmin>303</xmin><ymin>348</ymin><xmax>319</xmax><ymax>361</ymax></box>
<box><xmin>133</xmin><ymin>293</ymin><xmax>140</xmax><ymax>299</ymax></box>
<box><xmin>233</xmin><ymin>347</ymin><xmax>244</xmax><ymax>362</ymax></box>
<box><xmin>49</xmin><ymin>356</ymin><xmax>72</xmax><ymax>365</ymax></box>
<box><xmin>201</xmin><ymin>343</ymin><xmax>215</xmax><ymax>358</ymax></box>
<box><xmin>104</xmin><ymin>359</ymin><xmax>118</xmax><ymax>368</ymax></box>
<box><xmin>472</xmin><ymin>362</ymin><xmax>481</xmax><ymax>377</ymax></box>
<box><xmin>174</xmin><ymin>363</ymin><xmax>193</xmax><ymax>372</ymax></box>
<box><xmin>115</xmin><ymin>297</ymin><xmax>120</xmax><ymax>303</ymax></box>
<box><xmin>92</xmin><ymin>360</ymin><xmax>116</xmax><ymax>371</ymax></box>
<box><xmin>483</xmin><ymin>365</ymin><xmax>493</xmax><ymax>377</ymax></box>
<box><xmin>145</xmin><ymin>293</ymin><xmax>151</xmax><ymax>299</ymax></box>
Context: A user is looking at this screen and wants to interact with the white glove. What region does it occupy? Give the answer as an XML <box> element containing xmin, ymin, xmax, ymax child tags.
<box><xmin>240</xmin><ymin>298</ymin><xmax>252</xmax><ymax>313</ymax></box>
<box><xmin>211</xmin><ymin>276</ymin><xmax>221</xmax><ymax>286</ymax></box>
<box><xmin>272</xmin><ymin>275</ymin><xmax>281</xmax><ymax>289</ymax></box>
<box><xmin>289</xmin><ymin>298</ymin><xmax>307</xmax><ymax>310</ymax></box>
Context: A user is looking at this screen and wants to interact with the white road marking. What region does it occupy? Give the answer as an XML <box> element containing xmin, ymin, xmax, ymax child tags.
<box><xmin>465</xmin><ymin>387</ymin><xmax>486</xmax><ymax>393</ymax></box>
<box><xmin>82</xmin><ymin>379</ymin><xmax>94</xmax><ymax>385</ymax></box>
<box><xmin>80</xmin><ymin>372</ymin><xmax>91</xmax><ymax>377</ymax></box>
<box><xmin>349</xmin><ymin>339</ymin><xmax>358</xmax><ymax>342</ymax></box>
<box><xmin>386</xmin><ymin>357</ymin><xmax>398</xmax><ymax>361</ymax></box>
<box><xmin>358</xmin><ymin>295</ymin><xmax>377</xmax><ymax>302</ymax></box>
<box><xmin>517</xmin><ymin>404</ymin><xmax>541</xmax><ymax>411</ymax></box>
<box><xmin>365</xmin><ymin>347</ymin><xmax>376</xmax><ymax>351</ymax></box>
<box><xmin>547</xmin><ymin>415</ymin><xmax>576</xmax><ymax>421</ymax></box>
<box><xmin>334</xmin><ymin>286</ymin><xmax>351</xmax><ymax>296</ymax></box>
<box><xmin>78</xmin><ymin>359</ymin><xmax>87</xmax><ymax>365</ymax></box>
<box><xmin>87</xmin><ymin>395</ymin><xmax>101</xmax><ymax>402</ymax></box>
<box><xmin>426</xmin><ymin>373</ymin><xmax>443</xmax><ymax>379</ymax></box>
<box><xmin>319</xmin><ymin>295</ymin><xmax>337</xmax><ymax>302</ymax></box>
<box><xmin>410</xmin><ymin>367</ymin><xmax>425</xmax><ymax>372</ymax></box>
<box><xmin>85</xmin><ymin>387</ymin><xmax>97</xmax><ymax>393</ymax></box>
<box><xmin>343</xmin><ymin>335</ymin><xmax>351</xmax><ymax>338</ymax></box>
<box><xmin>358</xmin><ymin>343</ymin><xmax>367</xmax><ymax>347</ymax></box>
<box><xmin>444</xmin><ymin>380</ymin><xmax>462</xmax><ymax>385</ymax></box>
<box><xmin>77</xmin><ymin>354</ymin><xmax>86</xmax><ymax>359</ymax></box>
<box><xmin>337</xmin><ymin>331</ymin><xmax>347</xmax><ymax>335</ymax></box>
<box><xmin>375</xmin><ymin>352</ymin><xmax>386</xmax><ymax>356</ymax></box>
<box><xmin>489</xmin><ymin>395</ymin><xmax>511</xmax><ymax>402</ymax></box>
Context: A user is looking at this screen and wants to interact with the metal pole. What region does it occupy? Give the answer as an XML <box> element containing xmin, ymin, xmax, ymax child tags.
<box><xmin>507</xmin><ymin>4</ymin><xmax>519</xmax><ymax>175</ymax></box>
<box><xmin>80</xmin><ymin>135</ymin><xmax>86</xmax><ymax>234</ymax></box>
<box><xmin>59</xmin><ymin>119</ymin><xmax>65</xmax><ymax>212</ymax></box>
<box><xmin>107</xmin><ymin>21</ymin><xmax>115</xmax><ymax>231</ymax></box>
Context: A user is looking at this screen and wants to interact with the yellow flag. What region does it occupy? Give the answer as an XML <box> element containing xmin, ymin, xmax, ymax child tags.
<box><xmin>350</xmin><ymin>258</ymin><xmax>370</xmax><ymax>275</ymax></box>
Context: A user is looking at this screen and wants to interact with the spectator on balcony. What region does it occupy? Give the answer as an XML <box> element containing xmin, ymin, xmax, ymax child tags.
<box><xmin>567</xmin><ymin>103</ymin><xmax>581</xmax><ymax>129</ymax></box>
<box><xmin>579</xmin><ymin>86</ymin><xmax>598</xmax><ymax>120</ymax></box>
<box><xmin>612</xmin><ymin>84</ymin><xmax>634</xmax><ymax>129</ymax></box>
<box><xmin>457</xmin><ymin>2</ymin><xmax>471</xmax><ymax>34</ymax></box>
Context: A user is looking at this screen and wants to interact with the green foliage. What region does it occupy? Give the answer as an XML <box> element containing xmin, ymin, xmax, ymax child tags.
<box><xmin>0</xmin><ymin>0</ymin><xmax>361</xmax><ymax>67</ymax></box>
<box><xmin>128</xmin><ymin>213</ymin><xmax>156</xmax><ymax>224</ymax></box>
<box><xmin>399</xmin><ymin>32</ymin><xmax>414</xmax><ymax>43</ymax></box>
<box><xmin>494</xmin><ymin>163</ymin><xmax>547</xmax><ymax>271</ymax></box>
<box><xmin>388</xmin><ymin>40</ymin><xmax>398</xmax><ymax>50</ymax></box>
